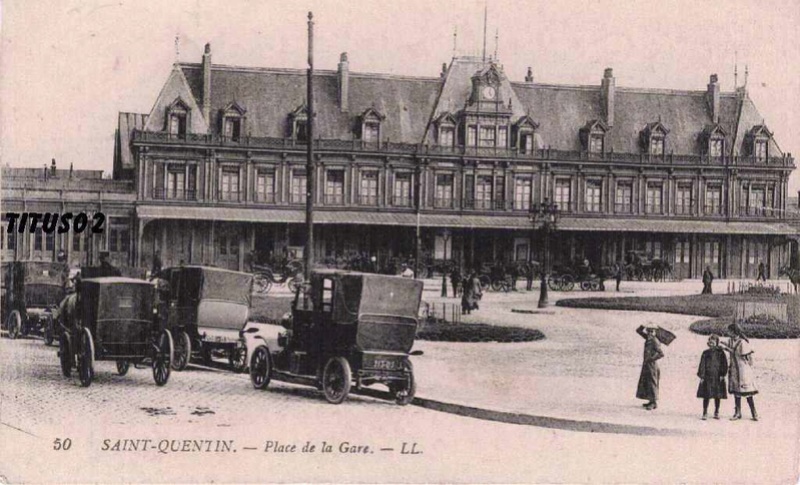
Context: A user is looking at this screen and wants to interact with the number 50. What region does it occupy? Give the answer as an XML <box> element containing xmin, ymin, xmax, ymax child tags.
<box><xmin>53</xmin><ymin>438</ymin><xmax>72</xmax><ymax>451</ymax></box>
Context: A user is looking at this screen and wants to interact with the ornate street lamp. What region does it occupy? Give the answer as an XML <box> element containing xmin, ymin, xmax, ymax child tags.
<box><xmin>529</xmin><ymin>198</ymin><xmax>560</xmax><ymax>308</ymax></box>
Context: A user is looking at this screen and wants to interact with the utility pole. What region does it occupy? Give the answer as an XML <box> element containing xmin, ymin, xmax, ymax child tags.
<box><xmin>304</xmin><ymin>11</ymin><xmax>315</xmax><ymax>283</ymax></box>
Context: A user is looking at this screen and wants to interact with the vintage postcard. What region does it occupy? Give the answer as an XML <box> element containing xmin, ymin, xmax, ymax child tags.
<box><xmin>1</xmin><ymin>0</ymin><xmax>799</xmax><ymax>483</ymax></box>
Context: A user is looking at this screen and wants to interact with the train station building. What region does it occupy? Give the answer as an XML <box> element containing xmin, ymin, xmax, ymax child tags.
<box><xmin>3</xmin><ymin>44</ymin><xmax>799</xmax><ymax>279</ymax></box>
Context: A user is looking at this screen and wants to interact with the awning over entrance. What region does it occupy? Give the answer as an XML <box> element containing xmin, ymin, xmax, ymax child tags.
<box><xmin>136</xmin><ymin>205</ymin><xmax>799</xmax><ymax>235</ymax></box>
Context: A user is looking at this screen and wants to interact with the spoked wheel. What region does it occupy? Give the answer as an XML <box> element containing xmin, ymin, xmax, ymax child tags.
<box><xmin>287</xmin><ymin>277</ymin><xmax>302</xmax><ymax>293</ymax></box>
<box><xmin>59</xmin><ymin>332</ymin><xmax>72</xmax><ymax>377</ymax></box>
<box><xmin>388</xmin><ymin>361</ymin><xmax>416</xmax><ymax>406</ymax></box>
<box><xmin>490</xmin><ymin>279</ymin><xmax>504</xmax><ymax>292</ymax></box>
<box><xmin>580</xmin><ymin>281</ymin><xmax>592</xmax><ymax>291</ymax></box>
<box><xmin>322</xmin><ymin>357</ymin><xmax>352</xmax><ymax>404</ymax></box>
<box><xmin>547</xmin><ymin>275</ymin><xmax>562</xmax><ymax>291</ymax></box>
<box><xmin>6</xmin><ymin>310</ymin><xmax>22</xmax><ymax>340</ymax></box>
<box><xmin>562</xmin><ymin>275</ymin><xmax>575</xmax><ymax>292</ymax></box>
<box><xmin>116</xmin><ymin>360</ymin><xmax>130</xmax><ymax>376</ymax></box>
<box><xmin>77</xmin><ymin>328</ymin><xmax>95</xmax><ymax>387</ymax></box>
<box><xmin>249</xmin><ymin>345</ymin><xmax>272</xmax><ymax>390</ymax></box>
<box><xmin>253</xmin><ymin>275</ymin><xmax>273</xmax><ymax>295</ymax></box>
<box><xmin>172</xmin><ymin>331</ymin><xmax>191</xmax><ymax>371</ymax></box>
<box><xmin>228</xmin><ymin>346</ymin><xmax>247</xmax><ymax>374</ymax></box>
<box><xmin>152</xmin><ymin>330</ymin><xmax>173</xmax><ymax>386</ymax></box>
<box><xmin>590</xmin><ymin>281</ymin><xmax>601</xmax><ymax>291</ymax></box>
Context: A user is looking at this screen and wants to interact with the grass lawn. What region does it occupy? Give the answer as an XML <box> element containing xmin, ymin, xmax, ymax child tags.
<box><xmin>250</xmin><ymin>295</ymin><xmax>546</xmax><ymax>343</ymax></box>
<box><xmin>557</xmin><ymin>293</ymin><xmax>800</xmax><ymax>339</ymax></box>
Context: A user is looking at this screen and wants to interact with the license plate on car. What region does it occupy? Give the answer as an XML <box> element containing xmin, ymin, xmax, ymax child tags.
<box><xmin>371</xmin><ymin>358</ymin><xmax>399</xmax><ymax>370</ymax></box>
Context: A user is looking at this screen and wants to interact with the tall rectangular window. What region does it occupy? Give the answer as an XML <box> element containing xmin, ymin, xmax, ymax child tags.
<box><xmin>439</xmin><ymin>126</ymin><xmax>454</xmax><ymax>147</ymax></box>
<box><xmin>520</xmin><ymin>133</ymin><xmax>533</xmax><ymax>154</ymax></box>
<box><xmin>291</xmin><ymin>169</ymin><xmax>307</xmax><ymax>204</ymax></box>
<box><xmin>650</xmin><ymin>137</ymin><xmax>664</xmax><ymax>156</ymax></box>
<box><xmin>705</xmin><ymin>185</ymin><xmax>722</xmax><ymax>215</ymax></box>
<box><xmin>167</xmin><ymin>167</ymin><xmax>185</xmax><ymax>199</ymax></box>
<box><xmin>220</xmin><ymin>169</ymin><xmax>239</xmax><ymax>202</ymax></box>
<box><xmin>224</xmin><ymin>117</ymin><xmax>241</xmax><ymax>141</ymax></box>
<box><xmin>615</xmin><ymin>182</ymin><xmax>633</xmax><ymax>213</ymax></box>
<box><xmin>393</xmin><ymin>172</ymin><xmax>412</xmax><ymax>206</ymax></box>
<box><xmin>589</xmin><ymin>134</ymin><xmax>604</xmax><ymax>154</ymax></box>
<box><xmin>709</xmin><ymin>138</ymin><xmax>723</xmax><ymax>157</ymax></box>
<box><xmin>72</xmin><ymin>232</ymin><xmax>81</xmax><ymax>252</ymax></box>
<box><xmin>45</xmin><ymin>231</ymin><xmax>55</xmax><ymax>251</ymax></box>
<box><xmin>169</xmin><ymin>113</ymin><xmax>187</xmax><ymax>137</ymax></box>
<box><xmin>554</xmin><ymin>179</ymin><xmax>571</xmax><ymax>212</ymax></box>
<box><xmin>514</xmin><ymin>177</ymin><xmax>532</xmax><ymax>211</ymax></box>
<box><xmin>256</xmin><ymin>169</ymin><xmax>275</xmax><ymax>203</ymax></box>
<box><xmin>6</xmin><ymin>229</ymin><xmax>15</xmax><ymax>250</ymax></box>
<box><xmin>749</xmin><ymin>187</ymin><xmax>765</xmax><ymax>215</ymax></box>
<box><xmin>34</xmin><ymin>228</ymin><xmax>43</xmax><ymax>251</ymax></box>
<box><xmin>475</xmin><ymin>175</ymin><xmax>493</xmax><ymax>209</ymax></box>
<box><xmin>467</xmin><ymin>125</ymin><xmax>477</xmax><ymax>147</ymax></box>
<box><xmin>676</xmin><ymin>240</ymin><xmax>689</xmax><ymax>263</ymax></box>
<box><xmin>585</xmin><ymin>180</ymin><xmax>602</xmax><ymax>212</ymax></box>
<box><xmin>754</xmin><ymin>140</ymin><xmax>767</xmax><ymax>161</ymax></box>
<box><xmin>479</xmin><ymin>126</ymin><xmax>496</xmax><ymax>147</ymax></box>
<box><xmin>359</xmin><ymin>171</ymin><xmax>378</xmax><ymax>206</ymax></box>
<box><xmin>497</xmin><ymin>127</ymin><xmax>508</xmax><ymax>148</ymax></box>
<box><xmin>323</xmin><ymin>169</ymin><xmax>345</xmax><ymax>205</ymax></box>
<box><xmin>676</xmin><ymin>184</ymin><xmax>692</xmax><ymax>215</ymax></box>
<box><xmin>363</xmin><ymin>122</ymin><xmax>380</xmax><ymax>142</ymax></box>
<box><xmin>435</xmin><ymin>174</ymin><xmax>454</xmax><ymax>208</ymax></box>
<box><xmin>704</xmin><ymin>241</ymin><xmax>720</xmax><ymax>266</ymax></box>
<box><xmin>646</xmin><ymin>183</ymin><xmax>663</xmax><ymax>214</ymax></box>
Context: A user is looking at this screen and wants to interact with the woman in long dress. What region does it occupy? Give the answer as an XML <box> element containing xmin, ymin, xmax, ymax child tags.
<box><xmin>636</xmin><ymin>325</ymin><xmax>664</xmax><ymax>410</ymax></box>
<box><xmin>721</xmin><ymin>323</ymin><xmax>759</xmax><ymax>421</ymax></box>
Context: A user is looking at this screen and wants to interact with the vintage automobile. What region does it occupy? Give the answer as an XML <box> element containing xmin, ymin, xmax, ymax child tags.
<box><xmin>159</xmin><ymin>265</ymin><xmax>253</xmax><ymax>372</ymax></box>
<box><xmin>1</xmin><ymin>261</ymin><xmax>68</xmax><ymax>344</ymax></box>
<box><xmin>58</xmin><ymin>277</ymin><xmax>173</xmax><ymax>387</ymax></box>
<box><xmin>248</xmin><ymin>270</ymin><xmax>423</xmax><ymax>405</ymax></box>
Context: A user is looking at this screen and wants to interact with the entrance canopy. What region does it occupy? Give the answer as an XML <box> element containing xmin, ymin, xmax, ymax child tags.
<box><xmin>137</xmin><ymin>205</ymin><xmax>798</xmax><ymax>235</ymax></box>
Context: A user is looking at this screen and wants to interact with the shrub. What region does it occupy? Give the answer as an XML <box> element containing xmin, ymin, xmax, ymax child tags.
<box><xmin>690</xmin><ymin>316</ymin><xmax>800</xmax><ymax>339</ymax></box>
<box><xmin>417</xmin><ymin>322</ymin><xmax>545</xmax><ymax>343</ymax></box>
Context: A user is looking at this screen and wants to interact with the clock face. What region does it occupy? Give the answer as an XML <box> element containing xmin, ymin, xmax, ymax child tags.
<box><xmin>482</xmin><ymin>86</ymin><xmax>496</xmax><ymax>100</ymax></box>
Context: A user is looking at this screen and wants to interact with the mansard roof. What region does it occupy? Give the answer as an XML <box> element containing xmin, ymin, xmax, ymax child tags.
<box><xmin>166</xmin><ymin>56</ymin><xmax>784</xmax><ymax>157</ymax></box>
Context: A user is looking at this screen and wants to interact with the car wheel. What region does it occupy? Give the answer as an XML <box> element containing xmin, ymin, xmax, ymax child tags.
<box><xmin>322</xmin><ymin>357</ymin><xmax>352</xmax><ymax>404</ymax></box>
<box><xmin>228</xmin><ymin>347</ymin><xmax>247</xmax><ymax>374</ymax></box>
<box><xmin>77</xmin><ymin>328</ymin><xmax>95</xmax><ymax>387</ymax></box>
<box><xmin>116</xmin><ymin>360</ymin><xmax>130</xmax><ymax>376</ymax></box>
<box><xmin>172</xmin><ymin>331</ymin><xmax>191</xmax><ymax>371</ymax></box>
<box><xmin>389</xmin><ymin>361</ymin><xmax>416</xmax><ymax>406</ymax></box>
<box><xmin>249</xmin><ymin>345</ymin><xmax>272</xmax><ymax>390</ymax></box>
<box><xmin>6</xmin><ymin>310</ymin><xmax>22</xmax><ymax>340</ymax></box>
<box><xmin>152</xmin><ymin>330</ymin><xmax>173</xmax><ymax>386</ymax></box>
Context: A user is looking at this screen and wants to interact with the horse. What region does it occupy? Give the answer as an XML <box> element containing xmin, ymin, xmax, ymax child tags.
<box><xmin>778</xmin><ymin>265</ymin><xmax>800</xmax><ymax>293</ymax></box>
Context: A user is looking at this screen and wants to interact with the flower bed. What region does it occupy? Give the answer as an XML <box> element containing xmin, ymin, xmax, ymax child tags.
<box><xmin>416</xmin><ymin>322</ymin><xmax>545</xmax><ymax>343</ymax></box>
<box><xmin>690</xmin><ymin>316</ymin><xmax>800</xmax><ymax>339</ymax></box>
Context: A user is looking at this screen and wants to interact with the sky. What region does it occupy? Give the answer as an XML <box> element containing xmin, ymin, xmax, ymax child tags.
<box><xmin>1</xmin><ymin>0</ymin><xmax>798</xmax><ymax>193</ymax></box>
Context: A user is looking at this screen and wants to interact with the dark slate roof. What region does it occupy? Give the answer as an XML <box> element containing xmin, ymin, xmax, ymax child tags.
<box><xmin>169</xmin><ymin>57</ymin><xmax>783</xmax><ymax>156</ymax></box>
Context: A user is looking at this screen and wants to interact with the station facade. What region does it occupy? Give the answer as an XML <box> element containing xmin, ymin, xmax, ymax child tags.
<box><xmin>3</xmin><ymin>44</ymin><xmax>799</xmax><ymax>279</ymax></box>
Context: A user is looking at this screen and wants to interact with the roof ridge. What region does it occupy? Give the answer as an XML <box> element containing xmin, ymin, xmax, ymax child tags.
<box><xmin>180</xmin><ymin>62</ymin><xmax>442</xmax><ymax>82</ymax></box>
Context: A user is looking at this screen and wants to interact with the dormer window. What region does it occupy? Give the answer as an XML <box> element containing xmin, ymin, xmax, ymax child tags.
<box><xmin>220</xmin><ymin>102</ymin><xmax>246</xmax><ymax>142</ymax></box>
<box><xmin>435</xmin><ymin>113</ymin><xmax>456</xmax><ymax>147</ymax></box>
<box><xmin>640</xmin><ymin>121</ymin><xmax>670</xmax><ymax>158</ymax></box>
<box><xmin>746</xmin><ymin>125</ymin><xmax>773</xmax><ymax>162</ymax></box>
<box><xmin>514</xmin><ymin>116</ymin><xmax>540</xmax><ymax>154</ymax></box>
<box><xmin>360</xmin><ymin>107</ymin><xmax>385</xmax><ymax>143</ymax></box>
<box><xmin>702</xmin><ymin>124</ymin><xmax>727</xmax><ymax>158</ymax></box>
<box><xmin>166</xmin><ymin>98</ymin><xmax>190</xmax><ymax>138</ymax></box>
<box><xmin>289</xmin><ymin>103</ymin><xmax>309</xmax><ymax>142</ymax></box>
<box><xmin>579</xmin><ymin>120</ymin><xmax>608</xmax><ymax>155</ymax></box>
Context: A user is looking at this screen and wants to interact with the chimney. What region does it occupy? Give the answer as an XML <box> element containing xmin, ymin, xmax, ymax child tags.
<box><xmin>601</xmin><ymin>68</ymin><xmax>615</xmax><ymax>127</ymax></box>
<box><xmin>50</xmin><ymin>158</ymin><xmax>57</xmax><ymax>176</ymax></box>
<box><xmin>202</xmin><ymin>43</ymin><xmax>212</xmax><ymax>126</ymax></box>
<box><xmin>440</xmin><ymin>63</ymin><xmax>448</xmax><ymax>79</ymax></box>
<box><xmin>338</xmin><ymin>52</ymin><xmax>349</xmax><ymax>112</ymax></box>
<box><xmin>707</xmin><ymin>74</ymin><xmax>720</xmax><ymax>124</ymax></box>
<box><xmin>525</xmin><ymin>67</ymin><xmax>533</xmax><ymax>83</ymax></box>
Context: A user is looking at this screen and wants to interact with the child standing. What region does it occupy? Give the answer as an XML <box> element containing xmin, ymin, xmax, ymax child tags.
<box><xmin>696</xmin><ymin>335</ymin><xmax>728</xmax><ymax>420</ymax></box>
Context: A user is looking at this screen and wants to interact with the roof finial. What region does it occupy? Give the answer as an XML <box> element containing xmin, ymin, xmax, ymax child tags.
<box><xmin>744</xmin><ymin>64</ymin><xmax>749</xmax><ymax>87</ymax></box>
<box><xmin>734</xmin><ymin>50</ymin><xmax>738</xmax><ymax>88</ymax></box>
<box><xmin>482</xmin><ymin>2</ymin><xmax>487</xmax><ymax>62</ymax></box>
<box><xmin>452</xmin><ymin>26</ymin><xmax>457</xmax><ymax>57</ymax></box>
<box><xmin>174</xmin><ymin>33</ymin><xmax>180</xmax><ymax>63</ymax></box>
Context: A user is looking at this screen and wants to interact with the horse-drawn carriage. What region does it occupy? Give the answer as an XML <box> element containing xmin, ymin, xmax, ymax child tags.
<box><xmin>624</xmin><ymin>251</ymin><xmax>673</xmax><ymax>282</ymax></box>
<box><xmin>1</xmin><ymin>261</ymin><xmax>68</xmax><ymax>344</ymax></box>
<box><xmin>158</xmin><ymin>265</ymin><xmax>253</xmax><ymax>372</ymax></box>
<box><xmin>546</xmin><ymin>260</ymin><xmax>608</xmax><ymax>292</ymax></box>
<box><xmin>248</xmin><ymin>270</ymin><xmax>423</xmax><ymax>405</ymax></box>
<box><xmin>58</xmin><ymin>277</ymin><xmax>173</xmax><ymax>387</ymax></box>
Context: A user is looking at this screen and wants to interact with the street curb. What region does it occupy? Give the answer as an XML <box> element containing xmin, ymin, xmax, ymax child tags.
<box><xmin>354</xmin><ymin>388</ymin><xmax>688</xmax><ymax>436</ymax></box>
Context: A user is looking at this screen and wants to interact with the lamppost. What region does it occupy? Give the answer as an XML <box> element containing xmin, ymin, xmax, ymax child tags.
<box><xmin>529</xmin><ymin>198</ymin><xmax>560</xmax><ymax>308</ymax></box>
